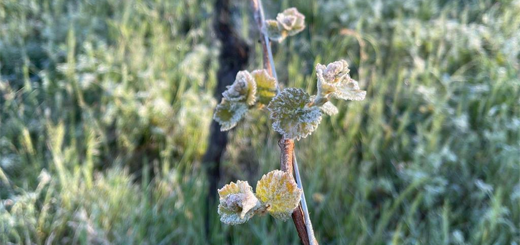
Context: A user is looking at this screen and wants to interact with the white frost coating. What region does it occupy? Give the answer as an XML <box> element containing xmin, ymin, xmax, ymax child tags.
<box><xmin>213</xmin><ymin>101</ymin><xmax>248</xmax><ymax>131</ymax></box>
<box><xmin>222</xmin><ymin>81</ymin><xmax>247</xmax><ymax>102</ymax></box>
<box><xmin>311</xmin><ymin>95</ymin><xmax>339</xmax><ymax>116</ymax></box>
<box><xmin>276</xmin><ymin>8</ymin><xmax>305</xmax><ymax>36</ymax></box>
<box><xmin>299</xmin><ymin>107</ymin><xmax>322</xmax><ymax>123</ymax></box>
<box><xmin>255</xmin><ymin>170</ymin><xmax>302</xmax><ymax>221</ymax></box>
<box><xmin>321</xmin><ymin>60</ymin><xmax>350</xmax><ymax>82</ymax></box>
<box><xmin>320</xmin><ymin>101</ymin><xmax>339</xmax><ymax>116</ymax></box>
<box><xmin>252</xmin><ymin>69</ymin><xmax>277</xmax><ymax>105</ymax></box>
<box><xmin>222</xmin><ymin>71</ymin><xmax>257</xmax><ymax>106</ymax></box>
<box><xmin>266</xmin><ymin>20</ymin><xmax>286</xmax><ymax>42</ymax></box>
<box><xmin>218</xmin><ymin>180</ymin><xmax>261</xmax><ymax>225</ymax></box>
<box><xmin>268</xmin><ymin>88</ymin><xmax>322</xmax><ymax>140</ymax></box>
<box><xmin>315</xmin><ymin>60</ymin><xmax>366</xmax><ymax>102</ymax></box>
<box><xmin>332</xmin><ymin>77</ymin><xmax>367</xmax><ymax>101</ymax></box>
<box><xmin>215</xmin><ymin>70</ymin><xmax>258</xmax><ymax>131</ymax></box>
<box><xmin>266</xmin><ymin>7</ymin><xmax>305</xmax><ymax>42</ymax></box>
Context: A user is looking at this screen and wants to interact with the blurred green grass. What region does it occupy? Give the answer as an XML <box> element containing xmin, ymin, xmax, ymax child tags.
<box><xmin>1</xmin><ymin>0</ymin><xmax>519</xmax><ymax>244</ymax></box>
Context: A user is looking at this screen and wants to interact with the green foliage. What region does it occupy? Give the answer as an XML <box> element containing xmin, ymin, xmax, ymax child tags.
<box><xmin>217</xmin><ymin>170</ymin><xmax>302</xmax><ymax>224</ymax></box>
<box><xmin>255</xmin><ymin>170</ymin><xmax>302</xmax><ymax>221</ymax></box>
<box><xmin>217</xmin><ymin>180</ymin><xmax>260</xmax><ymax>225</ymax></box>
<box><xmin>252</xmin><ymin>69</ymin><xmax>277</xmax><ymax>105</ymax></box>
<box><xmin>266</xmin><ymin>7</ymin><xmax>306</xmax><ymax>42</ymax></box>
<box><xmin>315</xmin><ymin>60</ymin><xmax>366</xmax><ymax>102</ymax></box>
<box><xmin>1</xmin><ymin>0</ymin><xmax>519</xmax><ymax>244</ymax></box>
<box><xmin>268</xmin><ymin>88</ymin><xmax>322</xmax><ymax>140</ymax></box>
<box><xmin>214</xmin><ymin>100</ymin><xmax>248</xmax><ymax>131</ymax></box>
<box><xmin>264</xmin><ymin>59</ymin><xmax>365</xmax><ymax>140</ymax></box>
<box><xmin>222</xmin><ymin>71</ymin><xmax>257</xmax><ymax>106</ymax></box>
<box><xmin>214</xmin><ymin>69</ymin><xmax>277</xmax><ymax>131</ymax></box>
<box><xmin>319</xmin><ymin>101</ymin><xmax>339</xmax><ymax>116</ymax></box>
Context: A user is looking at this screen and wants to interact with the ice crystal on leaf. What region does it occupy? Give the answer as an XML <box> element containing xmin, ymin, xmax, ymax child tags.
<box><xmin>316</xmin><ymin>60</ymin><xmax>350</xmax><ymax>95</ymax></box>
<box><xmin>320</xmin><ymin>101</ymin><xmax>339</xmax><ymax>116</ymax></box>
<box><xmin>216</xmin><ymin>170</ymin><xmax>303</xmax><ymax>224</ymax></box>
<box><xmin>218</xmin><ymin>181</ymin><xmax>260</xmax><ymax>225</ymax></box>
<box><xmin>311</xmin><ymin>95</ymin><xmax>339</xmax><ymax>116</ymax></box>
<box><xmin>252</xmin><ymin>69</ymin><xmax>277</xmax><ymax>105</ymax></box>
<box><xmin>223</xmin><ymin>71</ymin><xmax>257</xmax><ymax>106</ymax></box>
<box><xmin>266</xmin><ymin>20</ymin><xmax>286</xmax><ymax>42</ymax></box>
<box><xmin>256</xmin><ymin>170</ymin><xmax>302</xmax><ymax>221</ymax></box>
<box><xmin>214</xmin><ymin>71</ymin><xmax>258</xmax><ymax>131</ymax></box>
<box><xmin>277</xmin><ymin>8</ymin><xmax>305</xmax><ymax>36</ymax></box>
<box><xmin>331</xmin><ymin>77</ymin><xmax>366</xmax><ymax>101</ymax></box>
<box><xmin>268</xmin><ymin>88</ymin><xmax>322</xmax><ymax>140</ymax></box>
<box><xmin>315</xmin><ymin>60</ymin><xmax>366</xmax><ymax>102</ymax></box>
<box><xmin>213</xmin><ymin>100</ymin><xmax>248</xmax><ymax>131</ymax></box>
<box><xmin>266</xmin><ymin>8</ymin><xmax>305</xmax><ymax>42</ymax></box>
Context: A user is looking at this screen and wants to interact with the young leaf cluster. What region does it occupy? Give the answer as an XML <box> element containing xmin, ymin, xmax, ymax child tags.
<box><xmin>218</xmin><ymin>170</ymin><xmax>302</xmax><ymax>225</ymax></box>
<box><xmin>214</xmin><ymin>70</ymin><xmax>276</xmax><ymax>131</ymax></box>
<box><xmin>214</xmin><ymin>7</ymin><xmax>368</xmax><ymax>233</ymax></box>
<box><xmin>267</xmin><ymin>60</ymin><xmax>366</xmax><ymax>140</ymax></box>
<box><xmin>266</xmin><ymin>8</ymin><xmax>305</xmax><ymax>42</ymax></box>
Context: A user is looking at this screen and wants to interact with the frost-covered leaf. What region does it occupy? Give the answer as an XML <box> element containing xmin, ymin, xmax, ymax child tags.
<box><xmin>311</xmin><ymin>95</ymin><xmax>339</xmax><ymax>115</ymax></box>
<box><xmin>266</xmin><ymin>20</ymin><xmax>286</xmax><ymax>42</ymax></box>
<box><xmin>332</xmin><ymin>77</ymin><xmax>366</xmax><ymax>101</ymax></box>
<box><xmin>315</xmin><ymin>60</ymin><xmax>366</xmax><ymax>101</ymax></box>
<box><xmin>255</xmin><ymin>170</ymin><xmax>302</xmax><ymax>221</ymax></box>
<box><xmin>276</xmin><ymin>8</ymin><xmax>305</xmax><ymax>36</ymax></box>
<box><xmin>320</xmin><ymin>101</ymin><xmax>339</xmax><ymax>115</ymax></box>
<box><xmin>268</xmin><ymin>88</ymin><xmax>322</xmax><ymax>140</ymax></box>
<box><xmin>222</xmin><ymin>71</ymin><xmax>257</xmax><ymax>106</ymax></box>
<box><xmin>213</xmin><ymin>100</ymin><xmax>248</xmax><ymax>131</ymax></box>
<box><xmin>316</xmin><ymin>60</ymin><xmax>350</xmax><ymax>94</ymax></box>
<box><xmin>266</xmin><ymin>8</ymin><xmax>305</xmax><ymax>42</ymax></box>
<box><xmin>252</xmin><ymin>69</ymin><xmax>277</xmax><ymax>105</ymax></box>
<box><xmin>218</xmin><ymin>180</ymin><xmax>260</xmax><ymax>225</ymax></box>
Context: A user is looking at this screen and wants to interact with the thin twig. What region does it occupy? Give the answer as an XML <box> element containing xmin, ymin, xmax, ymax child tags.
<box><xmin>251</xmin><ymin>0</ymin><xmax>278</xmax><ymax>89</ymax></box>
<box><xmin>251</xmin><ymin>1</ymin><xmax>317</xmax><ymax>244</ymax></box>
<box><xmin>293</xmin><ymin>151</ymin><xmax>317</xmax><ymax>245</ymax></box>
<box><xmin>263</xmin><ymin>33</ymin><xmax>278</xmax><ymax>82</ymax></box>
<box><xmin>279</xmin><ymin>138</ymin><xmax>310</xmax><ymax>245</ymax></box>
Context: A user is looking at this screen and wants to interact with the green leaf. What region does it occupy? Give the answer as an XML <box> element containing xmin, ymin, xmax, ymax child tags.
<box><xmin>255</xmin><ymin>170</ymin><xmax>302</xmax><ymax>221</ymax></box>
<box><xmin>332</xmin><ymin>77</ymin><xmax>366</xmax><ymax>101</ymax></box>
<box><xmin>223</xmin><ymin>71</ymin><xmax>257</xmax><ymax>106</ymax></box>
<box><xmin>276</xmin><ymin>8</ymin><xmax>305</xmax><ymax>36</ymax></box>
<box><xmin>218</xmin><ymin>180</ymin><xmax>260</xmax><ymax>225</ymax></box>
<box><xmin>252</xmin><ymin>69</ymin><xmax>277</xmax><ymax>105</ymax></box>
<box><xmin>266</xmin><ymin>8</ymin><xmax>305</xmax><ymax>42</ymax></box>
<box><xmin>267</xmin><ymin>88</ymin><xmax>322</xmax><ymax>140</ymax></box>
<box><xmin>213</xmin><ymin>100</ymin><xmax>248</xmax><ymax>131</ymax></box>
<box><xmin>315</xmin><ymin>60</ymin><xmax>366</xmax><ymax>101</ymax></box>
<box><xmin>266</xmin><ymin>20</ymin><xmax>287</xmax><ymax>42</ymax></box>
<box><xmin>320</xmin><ymin>101</ymin><xmax>339</xmax><ymax>116</ymax></box>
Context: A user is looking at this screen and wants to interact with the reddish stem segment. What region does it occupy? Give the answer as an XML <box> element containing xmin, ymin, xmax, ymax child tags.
<box><xmin>251</xmin><ymin>1</ymin><xmax>317</xmax><ymax>244</ymax></box>
<box><xmin>279</xmin><ymin>139</ymin><xmax>311</xmax><ymax>245</ymax></box>
<box><xmin>251</xmin><ymin>0</ymin><xmax>278</xmax><ymax>82</ymax></box>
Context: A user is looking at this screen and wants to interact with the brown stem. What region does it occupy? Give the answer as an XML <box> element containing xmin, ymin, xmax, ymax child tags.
<box><xmin>279</xmin><ymin>139</ymin><xmax>311</xmax><ymax>245</ymax></box>
<box><xmin>279</xmin><ymin>139</ymin><xmax>294</xmax><ymax>172</ymax></box>
<box><xmin>251</xmin><ymin>1</ymin><xmax>316</xmax><ymax>244</ymax></box>
<box><xmin>251</xmin><ymin>0</ymin><xmax>278</xmax><ymax>83</ymax></box>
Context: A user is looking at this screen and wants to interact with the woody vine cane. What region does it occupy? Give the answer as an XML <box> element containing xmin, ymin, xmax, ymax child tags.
<box><xmin>213</xmin><ymin>2</ymin><xmax>367</xmax><ymax>245</ymax></box>
<box><xmin>253</xmin><ymin>1</ymin><xmax>313</xmax><ymax>243</ymax></box>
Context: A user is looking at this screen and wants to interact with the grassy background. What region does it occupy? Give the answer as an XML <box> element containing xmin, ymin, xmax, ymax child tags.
<box><xmin>1</xmin><ymin>0</ymin><xmax>519</xmax><ymax>244</ymax></box>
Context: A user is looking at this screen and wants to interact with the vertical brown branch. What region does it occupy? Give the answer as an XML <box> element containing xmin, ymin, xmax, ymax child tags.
<box><xmin>252</xmin><ymin>0</ymin><xmax>310</xmax><ymax>245</ymax></box>
<box><xmin>251</xmin><ymin>0</ymin><xmax>273</xmax><ymax>76</ymax></box>
<box><xmin>279</xmin><ymin>139</ymin><xmax>311</xmax><ymax>245</ymax></box>
<box><xmin>251</xmin><ymin>1</ymin><xmax>316</xmax><ymax>244</ymax></box>
<box><xmin>279</xmin><ymin>139</ymin><xmax>294</xmax><ymax>173</ymax></box>
<box><xmin>204</xmin><ymin>0</ymin><xmax>249</xmax><ymax>238</ymax></box>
